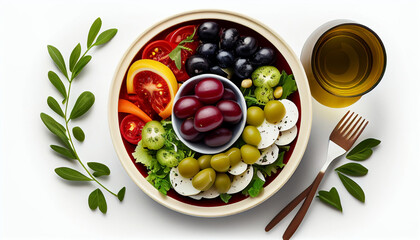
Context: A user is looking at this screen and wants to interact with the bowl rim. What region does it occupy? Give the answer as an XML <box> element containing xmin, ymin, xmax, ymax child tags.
<box><xmin>172</xmin><ymin>73</ymin><xmax>247</xmax><ymax>155</ymax></box>
<box><xmin>108</xmin><ymin>9</ymin><xmax>312</xmax><ymax>217</ymax></box>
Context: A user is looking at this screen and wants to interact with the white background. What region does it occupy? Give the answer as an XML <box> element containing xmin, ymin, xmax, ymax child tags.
<box><xmin>1</xmin><ymin>0</ymin><xmax>419</xmax><ymax>239</ymax></box>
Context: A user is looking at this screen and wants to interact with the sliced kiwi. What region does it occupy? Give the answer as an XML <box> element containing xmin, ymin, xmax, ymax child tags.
<box><xmin>156</xmin><ymin>149</ymin><xmax>181</xmax><ymax>168</ymax></box>
<box><xmin>251</xmin><ymin>66</ymin><xmax>281</xmax><ymax>88</ymax></box>
<box><xmin>254</xmin><ymin>86</ymin><xmax>274</xmax><ymax>105</ymax></box>
<box><xmin>141</xmin><ymin>121</ymin><xmax>165</xmax><ymax>150</ymax></box>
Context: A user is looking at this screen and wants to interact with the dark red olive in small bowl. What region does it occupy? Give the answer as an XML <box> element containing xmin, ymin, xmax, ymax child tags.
<box><xmin>222</xmin><ymin>88</ymin><xmax>237</xmax><ymax>101</ymax></box>
<box><xmin>195</xmin><ymin>78</ymin><xmax>224</xmax><ymax>104</ymax></box>
<box><xmin>216</xmin><ymin>100</ymin><xmax>243</xmax><ymax>124</ymax></box>
<box><xmin>180</xmin><ymin>118</ymin><xmax>201</xmax><ymax>141</ymax></box>
<box><xmin>174</xmin><ymin>96</ymin><xmax>203</xmax><ymax>119</ymax></box>
<box><xmin>194</xmin><ymin>106</ymin><xmax>223</xmax><ymax>132</ymax></box>
<box><xmin>172</xmin><ymin>74</ymin><xmax>247</xmax><ymax>155</ymax></box>
<box><xmin>204</xmin><ymin>128</ymin><xmax>233</xmax><ymax>147</ymax></box>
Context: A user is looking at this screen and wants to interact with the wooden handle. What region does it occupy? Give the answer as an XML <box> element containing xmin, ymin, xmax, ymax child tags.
<box><xmin>265</xmin><ymin>184</ymin><xmax>312</xmax><ymax>232</ymax></box>
<box><xmin>283</xmin><ymin>171</ymin><xmax>325</xmax><ymax>240</ymax></box>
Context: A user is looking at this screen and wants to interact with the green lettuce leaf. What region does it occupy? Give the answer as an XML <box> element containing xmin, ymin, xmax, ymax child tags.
<box><xmin>279</xmin><ymin>71</ymin><xmax>297</xmax><ymax>99</ymax></box>
<box><xmin>254</xmin><ymin>151</ymin><xmax>286</xmax><ymax>177</ymax></box>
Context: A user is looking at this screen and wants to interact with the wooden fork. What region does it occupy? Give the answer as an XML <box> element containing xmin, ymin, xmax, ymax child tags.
<box><xmin>265</xmin><ymin>111</ymin><xmax>368</xmax><ymax>239</ymax></box>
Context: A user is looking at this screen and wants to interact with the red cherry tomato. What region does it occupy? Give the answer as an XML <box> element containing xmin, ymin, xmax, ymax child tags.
<box><xmin>167</xmin><ymin>25</ymin><xmax>199</xmax><ymax>60</ymax></box>
<box><xmin>165</xmin><ymin>25</ymin><xmax>199</xmax><ymax>82</ymax></box>
<box><xmin>166</xmin><ymin>25</ymin><xmax>198</xmax><ymax>44</ymax></box>
<box><xmin>141</xmin><ymin>40</ymin><xmax>188</xmax><ymax>81</ymax></box>
<box><xmin>166</xmin><ymin>60</ymin><xmax>190</xmax><ymax>82</ymax></box>
<box><xmin>141</xmin><ymin>40</ymin><xmax>174</xmax><ymax>62</ymax></box>
<box><xmin>120</xmin><ymin>114</ymin><xmax>145</xmax><ymax>145</ymax></box>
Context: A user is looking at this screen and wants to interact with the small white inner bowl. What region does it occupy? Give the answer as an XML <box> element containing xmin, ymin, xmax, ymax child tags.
<box><xmin>172</xmin><ymin>74</ymin><xmax>247</xmax><ymax>155</ymax></box>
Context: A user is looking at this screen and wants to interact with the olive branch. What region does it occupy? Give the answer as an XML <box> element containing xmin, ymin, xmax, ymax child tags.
<box><xmin>40</xmin><ymin>17</ymin><xmax>125</xmax><ymax>214</ymax></box>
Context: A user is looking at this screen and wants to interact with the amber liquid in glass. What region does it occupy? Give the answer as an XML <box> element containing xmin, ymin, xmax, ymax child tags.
<box><xmin>309</xmin><ymin>24</ymin><xmax>386</xmax><ymax>108</ymax></box>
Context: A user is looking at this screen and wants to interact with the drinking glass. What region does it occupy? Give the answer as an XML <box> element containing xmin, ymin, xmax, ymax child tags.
<box><xmin>301</xmin><ymin>20</ymin><xmax>386</xmax><ymax>108</ymax></box>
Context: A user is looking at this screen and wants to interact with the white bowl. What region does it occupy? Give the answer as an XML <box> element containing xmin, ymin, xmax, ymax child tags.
<box><xmin>172</xmin><ymin>74</ymin><xmax>247</xmax><ymax>155</ymax></box>
<box><xmin>108</xmin><ymin>9</ymin><xmax>312</xmax><ymax>217</ymax></box>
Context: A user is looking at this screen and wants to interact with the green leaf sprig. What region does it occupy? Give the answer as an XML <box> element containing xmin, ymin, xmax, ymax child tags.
<box><xmin>41</xmin><ymin>17</ymin><xmax>124</xmax><ymax>214</ymax></box>
<box><xmin>276</xmin><ymin>70</ymin><xmax>297</xmax><ymax>100</ymax></box>
<box><xmin>346</xmin><ymin>138</ymin><xmax>381</xmax><ymax>161</ymax></box>
<box><xmin>220</xmin><ymin>193</ymin><xmax>232</xmax><ymax>203</ymax></box>
<box><xmin>317</xmin><ymin>187</ymin><xmax>342</xmax><ymax>212</ymax></box>
<box><xmin>337</xmin><ymin>172</ymin><xmax>365</xmax><ymax>202</ymax></box>
<box><xmin>335</xmin><ymin>163</ymin><xmax>368</xmax><ymax>176</ymax></box>
<box><xmin>317</xmin><ymin>138</ymin><xmax>380</xmax><ymax>211</ymax></box>
<box><xmin>168</xmin><ymin>28</ymin><xmax>196</xmax><ymax>70</ymax></box>
<box><xmin>246</xmin><ymin>175</ymin><xmax>265</xmax><ymax>197</ymax></box>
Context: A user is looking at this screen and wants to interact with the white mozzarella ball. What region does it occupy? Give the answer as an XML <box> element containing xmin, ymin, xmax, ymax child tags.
<box><xmin>275</xmin><ymin>99</ymin><xmax>299</xmax><ymax>131</ymax></box>
<box><xmin>227</xmin><ymin>166</ymin><xmax>254</xmax><ymax>194</ymax></box>
<box><xmin>255</xmin><ymin>144</ymin><xmax>279</xmax><ymax>165</ymax></box>
<box><xmin>275</xmin><ymin>125</ymin><xmax>298</xmax><ymax>146</ymax></box>
<box><xmin>228</xmin><ymin>161</ymin><xmax>248</xmax><ymax>175</ymax></box>
<box><xmin>257</xmin><ymin>120</ymin><xmax>280</xmax><ymax>149</ymax></box>
<box><xmin>170</xmin><ymin>167</ymin><xmax>200</xmax><ymax>196</ymax></box>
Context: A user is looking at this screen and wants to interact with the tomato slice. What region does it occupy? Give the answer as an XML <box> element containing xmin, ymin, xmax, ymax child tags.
<box><xmin>120</xmin><ymin>114</ymin><xmax>145</xmax><ymax>145</ymax></box>
<box><xmin>166</xmin><ymin>25</ymin><xmax>199</xmax><ymax>61</ymax></box>
<box><xmin>127</xmin><ymin>94</ymin><xmax>159</xmax><ymax>120</ymax></box>
<box><xmin>134</xmin><ymin>71</ymin><xmax>172</xmax><ymax>114</ymax></box>
<box><xmin>166</xmin><ymin>25</ymin><xmax>199</xmax><ymax>47</ymax></box>
<box><xmin>165</xmin><ymin>59</ymin><xmax>190</xmax><ymax>82</ymax></box>
<box><xmin>141</xmin><ymin>40</ymin><xmax>185</xmax><ymax>81</ymax></box>
<box><xmin>165</xmin><ymin>25</ymin><xmax>199</xmax><ymax>82</ymax></box>
<box><xmin>141</xmin><ymin>40</ymin><xmax>174</xmax><ymax>62</ymax></box>
<box><xmin>126</xmin><ymin>59</ymin><xmax>178</xmax><ymax>119</ymax></box>
<box><xmin>141</xmin><ymin>26</ymin><xmax>199</xmax><ymax>82</ymax></box>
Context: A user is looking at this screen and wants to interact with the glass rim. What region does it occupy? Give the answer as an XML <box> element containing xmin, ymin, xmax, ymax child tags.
<box><xmin>310</xmin><ymin>22</ymin><xmax>387</xmax><ymax>98</ymax></box>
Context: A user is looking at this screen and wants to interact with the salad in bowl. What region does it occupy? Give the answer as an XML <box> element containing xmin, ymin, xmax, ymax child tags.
<box><xmin>109</xmin><ymin>10</ymin><xmax>312</xmax><ymax>217</ymax></box>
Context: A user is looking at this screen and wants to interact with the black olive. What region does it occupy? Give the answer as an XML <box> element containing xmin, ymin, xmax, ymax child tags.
<box><xmin>198</xmin><ymin>22</ymin><xmax>220</xmax><ymax>42</ymax></box>
<box><xmin>250</xmin><ymin>47</ymin><xmax>275</xmax><ymax>66</ymax></box>
<box><xmin>215</xmin><ymin>50</ymin><xmax>235</xmax><ymax>68</ymax></box>
<box><xmin>235</xmin><ymin>36</ymin><xmax>258</xmax><ymax>57</ymax></box>
<box><xmin>233</xmin><ymin>58</ymin><xmax>253</xmax><ymax>79</ymax></box>
<box><xmin>197</xmin><ymin>43</ymin><xmax>218</xmax><ymax>58</ymax></box>
<box><xmin>186</xmin><ymin>55</ymin><xmax>210</xmax><ymax>77</ymax></box>
<box><xmin>220</xmin><ymin>28</ymin><xmax>239</xmax><ymax>50</ymax></box>
<box><xmin>209</xmin><ymin>66</ymin><xmax>229</xmax><ymax>78</ymax></box>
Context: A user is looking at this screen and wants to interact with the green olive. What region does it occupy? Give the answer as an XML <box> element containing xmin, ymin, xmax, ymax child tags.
<box><xmin>214</xmin><ymin>173</ymin><xmax>231</xmax><ymax>193</ymax></box>
<box><xmin>225</xmin><ymin>147</ymin><xmax>241</xmax><ymax>166</ymax></box>
<box><xmin>178</xmin><ymin>157</ymin><xmax>200</xmax><ymax>178</ymax></box>
<box><xmin>197</xmin><ymin>155</ymin><xmax>212</xmax><ymax>169</ymax></box>
<box><xmin>246</xmin><ymin>106</ymin><xmax>265</xmax><ymax>126</ymax></box>
<box><xmin>242</xmin><ymin>126</ymin><xmax>261</xmax><ymax>146</ymax></box>
<box><xmin>210</xmin><ymin>153</ymin><xmax>230</xmax><ymax>172</ymax></box>
<box><xmin>264</xmin><ymin>100</ymin><xmax>286</xmax><ymax>123</ymax></box>
<box><xmin>240</xmin><ymin>144</ymin><xmax>261</xmax><ymax>164</ymax></box>
<box><xmin>192</xmin><ymin>168</ymin><xmax>216</xmax><ymax>191</ymax></box>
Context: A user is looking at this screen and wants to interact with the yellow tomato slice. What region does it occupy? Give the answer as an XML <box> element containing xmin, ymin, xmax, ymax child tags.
<box><xmin>126</xmin><ymin>59</ymin><xmax>178</xmax><ymax>119</ymax></box>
